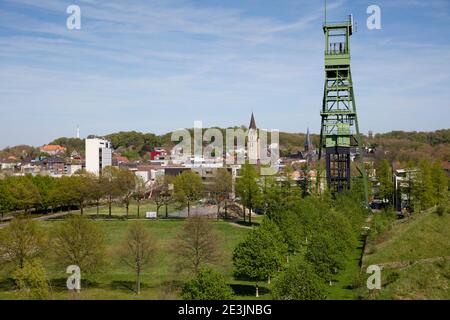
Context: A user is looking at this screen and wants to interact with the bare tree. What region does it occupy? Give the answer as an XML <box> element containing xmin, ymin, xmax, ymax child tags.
<box><xmin>118</xmin><ymin>221</ymin><xmax>157</xmax><ymax>294</ymax></box>
<box><xmin>174</xmin><ymin>215</ymin><xmax>222</xmax><ymax>275</ymax></box>
<box><xmin>52</xmin><ymin>215</ymin><xmax>106</xmax><ymax>274</ymax></box>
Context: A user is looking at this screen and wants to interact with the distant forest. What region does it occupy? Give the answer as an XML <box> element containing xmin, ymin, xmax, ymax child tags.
<box><xmin>1</xmin><ymin>128</ymin><xmax>449</xmax><ymax>165</ymax></box>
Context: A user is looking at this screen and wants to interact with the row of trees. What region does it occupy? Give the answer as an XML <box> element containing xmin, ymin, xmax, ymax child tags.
<box><xmin>232</xmin><ymin>178</ymin><xmax>369</xmax><ymax>299</ymax></box>
<box><xmin>0</xmin><ymin>213</ymin><xmax>229</xmax><ymax>299</ymax></box>
<box><xmin>376</xmin><ymin>159</ymin><xmax>448</xmax><ymax>211</ymax></box>
<box><xmin>0</xmin><ymin>166</ymin><xmax>238</xmax><ymax>220</ymax></box>
<box><xmin>0</xmin><ymin>167</ymin><xmax>149</xmax><ymax>218</ymax></box>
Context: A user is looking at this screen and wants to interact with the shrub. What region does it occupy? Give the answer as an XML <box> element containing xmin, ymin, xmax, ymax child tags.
<box><xmin>181</xmin><ymin>268</ymin><xmax>234</xmax><ymax>300</ymax></box>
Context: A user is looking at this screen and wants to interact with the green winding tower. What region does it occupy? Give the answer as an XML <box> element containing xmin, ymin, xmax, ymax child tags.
<box><xmin>318</xmin><ymin>14</ymin><xmax>368</xmax><ymax>203</ymax></box>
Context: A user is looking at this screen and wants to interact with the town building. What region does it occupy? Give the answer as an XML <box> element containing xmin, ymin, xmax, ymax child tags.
<box><xmin>40</xmin><ymin>144</ymin><xmax>67</xmax><ymax>156</ymax></box>
<box><xmin>85</xmin><ymin>138</ymin><xmax>112</xmax><ymax>175</ymax></box>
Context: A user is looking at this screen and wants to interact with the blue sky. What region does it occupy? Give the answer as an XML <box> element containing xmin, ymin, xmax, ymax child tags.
<box><xmin>0</xmin><ymin>0</ymin><xmax>449</xmax><ymax>148</ymax></box>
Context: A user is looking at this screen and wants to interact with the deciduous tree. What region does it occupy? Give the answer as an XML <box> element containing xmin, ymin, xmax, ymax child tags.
<box><xmin>0</xmin><ymin>218</ymin><xmax>46</xmax><ymax>268</ymax></box>
<box><xmin>181</xmin><ymin>267</ymin><xmax>234</xmax><ymax>300</ymax></box>
<box><xmin>52</xmin><ymin>215</ymin><xmax>106</xmax><ymax>273</ymax></box>
<box><xmin>173</xmin><ymin>171</ymin><xmax>204</xmax><ymax>216</ymax></box>
<box><xmin>174</xmin><ymin>215</ymin><xmax>221</xmax><ymax>275</ymax></box>
<box><xmin>118</xmin><ymin>221</ymin><xmax>157</xmax><ymax>294</ymax></box>
<box><xmin>233</xmin><ymin>218</ymin><xmax>287</xmax><ymax>297</ymax></box>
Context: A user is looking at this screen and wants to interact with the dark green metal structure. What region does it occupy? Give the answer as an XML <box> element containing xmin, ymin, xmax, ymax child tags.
<box><xmin>318</xmin><ymin>14</ymin><xmax>368</xmax><ymax>203</ymax></box>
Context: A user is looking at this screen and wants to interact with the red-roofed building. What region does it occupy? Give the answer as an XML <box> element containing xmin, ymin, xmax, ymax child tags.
<box><xmin>40</xmin><ymin>144</ymin><xmax>66</xmax><ymax>156</ymax></box>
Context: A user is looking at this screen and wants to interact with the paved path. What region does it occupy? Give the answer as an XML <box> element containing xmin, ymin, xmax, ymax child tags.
<box><xmin>0</xmin><ymin>212</ymin><xmax>69</xmax><ymax>229</ymax></box>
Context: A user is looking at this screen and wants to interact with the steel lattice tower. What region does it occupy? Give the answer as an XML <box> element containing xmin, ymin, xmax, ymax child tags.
<box><xmin>318</xmin><ymin>14</ymin><xmax>368</xmax><ymax>203</ymax></box>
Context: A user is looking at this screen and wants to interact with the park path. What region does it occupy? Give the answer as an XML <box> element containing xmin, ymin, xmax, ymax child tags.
<box><xmin>375</xmin><ymin>256</ymin><xmax>450</xmax><ymax>270</ymax></box>
<box><xmin>0</xmin><ymin>212</ymin><xmax>69</xmax><ymax>229</ymax></box>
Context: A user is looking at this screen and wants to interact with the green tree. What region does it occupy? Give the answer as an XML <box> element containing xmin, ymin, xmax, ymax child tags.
<box><xmin>71</xmin><ymin>175</ymin><xmax>93</xmax><ymax>215</ymax></box>
<box><xmin>7</xmin><ymin>176</ymin><xmax>41</xmax><ymax>214</ymax></box>
<box><xmin>86</xmin><ymin>173</ymin><xmax>104</xmax><ymax>216</ymax></box>
<box><xmin>173</xmin><ymin>170</ymin><xmax>204</xmax><ymax>216</ymax></box>
<box><xmin>235</xmin><ymin>163</ymin><xmax>260</xmax><ymax>224</ymax></box>
<box><xmin>376</xmin><ymin>160</ymin><xmax>394</xmax><ymax>205</ymax></box>
<box><xmin>412</xmin><ymin>160</ymin><xmax>435</xmax><ymax>211</ymax></box>
<box><xmin>133</xmin><ymin>176</ymin><xmax>149</xmax><ymax>218</ymax></box>
<box><xmin>272</xmin><ymin>257</ymin><xmax>326</xmax><ymax>300</ymax></box>
<box><xmin>117</xmin><ymin>168</ymin><xmax>137</xmax><ymax>217</ymax></box>
<box><xmin>32</xmin><ymin>175</ymin><xmax>56</xmax><ymax>214</ymax></box>
<box><xmin>0</xmin><ymin>179</ymin><xmax>13</xmax><ymax>220</ymax></box>
<box><xmin>118</xmin><ymin>221</ymin><xmax>157</xmax><ymax>294</ymax></box>
<box><xmin>53</xmin><ymin>176</ymin><xmax>78</xmax><ymax>213</ymax></box>
<box><xmin>52</xmin><ymin>215</ymin><xmax>106</xmax><ymax>273</ymax></box>
<box><xmin>174</xmin><ymin>215</ymin><xmax>222</xmax><ymax>275</ymax></box>
<box><xmin>233</xmin><ymin>218</ymin><xmax>287</xmax><ymax>297</ymax></box>
<box><xmin>0</xmin><ymin>218</ymin><xmax>46</xmax><ymax>268</ymax></box>
<box><xmin>101</xmin><ymin>166</ymin><xmax>123</xmax><ymax>216</ymax></box>
<box><xmin>11</xmin><ymin>260</ymin><xmax>50</xmax><ymax>300</ymax></box>
<box><xmin>208</xmin><ymin>168</ymin><xmax>232</xmax><ymax>219</ymax></box>
<box><xmin>431</xmin><ymin>160</ymin><xmax>448</xmax><ymax>206</ymax></box>
<box><xmin>304</xmin><ymin>211</ymin><xmax>355</xmax><ymax>283</ymax></box>
<box><xmin>181</xmin><ymin>267</ymin><xmax>234</xmax><ymax>300</ymax></box>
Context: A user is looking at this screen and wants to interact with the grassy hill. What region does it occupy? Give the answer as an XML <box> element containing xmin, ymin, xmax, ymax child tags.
<box><xmin>361</xmin><ymin>209</ymin><xmax>450</xmax><ymax>299</ymax></box>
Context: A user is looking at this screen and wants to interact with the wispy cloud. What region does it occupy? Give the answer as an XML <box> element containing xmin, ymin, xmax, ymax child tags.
<box><xmin>0</xmin><ymin>0</ymin><xmax>448</xmax><ymax>147</ymax></box>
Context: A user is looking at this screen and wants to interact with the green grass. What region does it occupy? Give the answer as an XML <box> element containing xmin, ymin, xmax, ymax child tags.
<box><xmin>326</xmin><ymin>235</ymin><xmax>365</xmax><ymax>300</ymax></box>
<box><xmin>360</xmin><ymin>209</ymin><xmax>450</xmax><ymax>300</ymax></box>
<box><xmin>0</xmin><ymin>218</ymin><xmax>272</xmax><ymax>300</ymax></box>
<box><xmin>364</xmin><ymin>211</ymin><xmax>450</xmax><ymax>266</ymax></box>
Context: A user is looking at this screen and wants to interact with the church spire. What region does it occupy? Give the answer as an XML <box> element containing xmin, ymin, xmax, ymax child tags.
<box><xmin>304</xmin><ymin>127</ymin><xmax>313</xmax><ymax>151</ymax></box>
<box><xmin>249</xmin><ymin>112</ymin><xmax>257</xmax><ymax>130</ymax></box>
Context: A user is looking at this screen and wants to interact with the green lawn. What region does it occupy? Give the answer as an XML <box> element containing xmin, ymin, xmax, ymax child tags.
<box><xmin>360</xmin><ymin>209</ymin><xmax>450</xmax><ymax>300</ymax></box>
<box><xmin>363</xmin><ymin>211</ymin><xmax>450</xmax><ymax>266</ymax></box>
<box><xmin>326</xmin><ymin>235</ymin><xmax>365</xmax><ymax>300</ymax></box>
<box><xmin>0</xmin><ymin>218</ymin><xmax>274</xmax><ymax>300</ymax></box>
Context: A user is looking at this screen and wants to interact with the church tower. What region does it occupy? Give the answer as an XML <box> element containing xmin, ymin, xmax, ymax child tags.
<box><xmin>247</xmin><ymin>112</ymin><xmax>259</xmax><ymax>164</ymax></box>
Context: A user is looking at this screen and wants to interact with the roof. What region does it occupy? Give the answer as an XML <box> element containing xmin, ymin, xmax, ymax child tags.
<box><xmin>40</xmin><ymin>144</ymin><xmax>66</xmax><ymax>152</ymax></box>
<box><xmin>249</xmin><ymin>112</ymin><xmax>257</xmax><ymax>130</ymax></box>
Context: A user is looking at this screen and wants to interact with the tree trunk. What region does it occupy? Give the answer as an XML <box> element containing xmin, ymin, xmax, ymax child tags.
<box><xmin>80</xmin><ymin>203</ymin><xmax>83</xmax><ymax>215</ymax></box>
<box><xmin>136</xmin><ymin>268</ymin><xmax>141</xmax><ymax>295</ymax></box>
<box><xmin>165</xmin><ymin>204</ymin><xmax>168</xmax><ymax>219</ymax></box>
<box><xmin>217</xmin><ymin>202</ymin><xmax>220</xmax><ymax>220</ymax></box>
<box><xmin>126</xmin><ymin>203</ymin><xmax>129</xmax><ymax>218</ymax></box>
<box><xmin>268</xmin><ymin>276</ymin><xmax>271</xmax><ymax>285</ymax></box>
<box><xmin>137</xmin><ymin>201</ymin><xmax>140</xmax><ymax>218</ymax></box>
<box><xmin>96</xmin><ymin>200</ymin><xmax>100</xmax><ymax>216</ymax></box>
<box><xmin>108</xmin><ymin>196</ymin><xmax>112</xmax><ymax>216</ymax></box>
<box><xmin>243</xmin><ymin>206</ymin><xmax>246</xmax><ymax>222</ymax></box>
<box><xmin>187</xmin><ymin>202</ymin><xmax>190</xmax><ymax>217</ymax></box>
<box><xmin>255</xmin><ymin>282</ymin><xmax>259</xmax><ymax>297</ymax></box>
<box><xmin>224</xmin><ymin>202</ymin><xmax>228</xmax><ymax>219</ymax></box>
<box><xmin>249</xmin><ymin>206</ymin><xmax>252</xmax><ymax>224</ymax></box>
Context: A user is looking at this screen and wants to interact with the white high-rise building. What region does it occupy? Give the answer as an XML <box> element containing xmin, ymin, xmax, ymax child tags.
<box><xmin>247</xmin><ymin>112</ymin><xmax>259</xmax><ymax>164</ymax></box>
<box><xmin>85</xmin><ymin>138</ymin><xmax>112</xmax><ymax>175</ymax></box>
